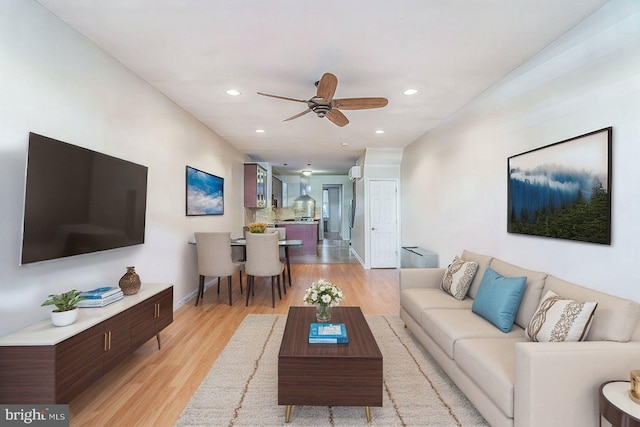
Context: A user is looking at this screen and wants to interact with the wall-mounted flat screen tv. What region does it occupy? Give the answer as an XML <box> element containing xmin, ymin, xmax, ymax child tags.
<box><xmin>21</xmin><ymin>133</ymin><xmax>148</xmax><ymax>264</ymax></box>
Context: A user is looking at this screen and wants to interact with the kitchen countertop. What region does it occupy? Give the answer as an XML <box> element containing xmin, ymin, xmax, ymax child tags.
<box><xmin>276</xmin><ymin>221</ymin><xmax>318</xmax><ymax>225</ymax></box>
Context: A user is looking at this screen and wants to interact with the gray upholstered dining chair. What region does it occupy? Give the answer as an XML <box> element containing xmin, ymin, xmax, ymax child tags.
<box><xmin>265</xmin><ymin>227</ymin><xmax>288</xmax><ymax>291</ymax></box>
<box><xmin>245</xmin><ymin>231</ymin><xmax>284</xmax><ymax>307</ymax></box>
<box><xmin>194</xmin><ymin>232</ymin><xmax>244</xmax><ymax>306</ymax></box>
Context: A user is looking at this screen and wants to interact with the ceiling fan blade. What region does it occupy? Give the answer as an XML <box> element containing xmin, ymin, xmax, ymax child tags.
<box><xmin>283</xmin><ymin>109</ymin><xmax>312</xmax><ymax>122</ymax></box>
<box><xmin>333</xmin><ymin>97</ymin><xmax>388</xmax><ymax>110</ymax></box>
<box><xmin>257</xmin><ymin>92</ymin><xmax>307</xmax><ymax>103</ymax></box>
<box><xmin>326</xmin><ymin>109</ymin><xmax>349</xmax><ymax>127</ymax></box>
<box><xmin>316</xmin><ymin>73</ymin><xmax>338</xmax><ymax>103</ymax></box>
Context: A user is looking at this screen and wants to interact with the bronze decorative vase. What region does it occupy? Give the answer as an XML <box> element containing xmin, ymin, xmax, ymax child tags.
<box><xmin>119</xmin><ymin>266</ymin><xmax>141</xmax><ymax>295</ymax></box>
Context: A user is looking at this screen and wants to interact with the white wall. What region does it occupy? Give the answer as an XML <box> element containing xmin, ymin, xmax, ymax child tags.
<box><xmin>401</xmin><ymin>1</ymin><xmax>640</xmax><ymax>301</ymax></box>
<box><xmin>0</xmin><ymin>1</ymin><xmax>248</xmax><ymax>336</ymax></box>
<box><xmin>352</xmin><ymin>148</ymin><xmax>403</xmax><ymax>268</ymax></box>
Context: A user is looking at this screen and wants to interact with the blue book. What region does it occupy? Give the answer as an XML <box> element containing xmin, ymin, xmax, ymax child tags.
<box><xmin>80</xmin><ymin>286</ymin><xmax>122</xmax><ymax>299</ymax></box>
<box><xmin>309</xmin><ymin>323</ymin><xmax>349</xmax><ymax>344</ymax></box>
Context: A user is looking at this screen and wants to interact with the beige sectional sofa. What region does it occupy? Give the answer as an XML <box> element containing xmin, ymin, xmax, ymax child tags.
<box><xmin>399</xmin><ymin>249</ymin><xmax>640</xmax><ymax>427</ymax></box>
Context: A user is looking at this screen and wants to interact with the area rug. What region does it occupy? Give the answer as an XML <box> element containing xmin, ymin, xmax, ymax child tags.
<box><xmin>175</xmin><ymin>314</ymin><xmax>489</xmax><ymax>426</ymax></box>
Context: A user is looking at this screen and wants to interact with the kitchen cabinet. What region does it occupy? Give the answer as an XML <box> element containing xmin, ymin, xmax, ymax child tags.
<box><xmin>280</xmin><ymin>222</ymin><xmax>319</xmax><ymax>256</ymax></box>
<box><xmin>0</xmin><ymin>284</ymin><xmax>173</xmax><ymax>404</ymax></box>
<box><xmin>272</xmin><ymin>176</ymin><xmax>283</xmax><ymax>208</ymax></box>
<box><xmin>244</xmin><ymin>163</ymin><xmax>268</xmax><ymax>208</ymax></box>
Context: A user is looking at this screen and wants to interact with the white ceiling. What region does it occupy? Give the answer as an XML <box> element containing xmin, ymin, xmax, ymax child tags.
<box><xmin>36</xmin><ymin>0</ymin><xmax>608</xmax><ymax>175</ymax></box>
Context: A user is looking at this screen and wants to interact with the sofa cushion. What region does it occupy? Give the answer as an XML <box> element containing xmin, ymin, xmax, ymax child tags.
<box><xmin>490</xmin><ymin>258</ymin><xmax>547</xmax><ymax>330</ymax></box>
<box><xmin>525</xmin><ymin>290</ymin><xmax>597</xmax><ymax>342</ymax></box>
<box><xmin>461</xmin><ymin>250</ymin><xmax>493</xmax><ymax>299</ymax></box>
<box><xmin>440</xmin><ymin>256</ymin><xmax>478</xmax><ymax>300</ymax></box>
<box><xmin>421</xmin><ymin>309</ymin><xmax>524</xmax><ymax>359</ymax></box>
<box><xmin>455</xmin><ymin>337</ymin><xmax>526</xmax><ymax>418</ymax></box>
<box><xmin>400</xmin><ymin>289</ymin><xmax>472</xmax><ymax>323</ymax></box>
<box><xmin>544</xmin><ymin>275</ymin><xmax>640</xmax><ymax>342</ymax></box>
<box><xmin>472</xmin><ymin>267</ymin><xmax>527</xmax><ymax>333</ymax></box>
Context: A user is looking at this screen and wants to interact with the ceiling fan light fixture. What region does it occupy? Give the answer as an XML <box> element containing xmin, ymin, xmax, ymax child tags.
<box><xmin>257</xmin><ymin>72</ymin><xmax>388</xmax><ymax>127</ymax></box>
<box><xmin>403</xmin><ymin>88</ymin><xmax>418</xmax><ymax>96</ymax></box>
<box><xmin>302</xmin><ymin>170</ymin><xmax>312</xmax><ymax>176</ymax></box>
<box><xmin>226</xmin><ymin>89</ymin><xmax>241</xmax><ymax>96</ymax></box>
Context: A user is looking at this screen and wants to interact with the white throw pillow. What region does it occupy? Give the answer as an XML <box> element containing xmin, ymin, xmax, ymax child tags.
<box><xmin>525</xmin><ymin>290</ymin><xmax>597</xmax><ymax>342</ymax></box>
<box><xmin>440</xmin><ymin>256</ymin><xmax>478</xmax><ymax>301</ymax></box>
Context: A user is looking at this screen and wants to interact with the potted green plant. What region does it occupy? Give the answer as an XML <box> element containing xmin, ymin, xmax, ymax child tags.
<box><xmin>41</xmin><ymin>290</ymin><xmax>85</xmax><ymax>326</ymax></box>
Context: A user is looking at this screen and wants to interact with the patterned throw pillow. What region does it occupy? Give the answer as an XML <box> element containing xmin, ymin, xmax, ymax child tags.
<box><xmin>440</xmin><ymin>256</ymin><xmax>479</xmax><ymax>300</ymax></box>
<box><xmin>525</xmin><ymin>290</ymin><xmax>597</xmax><ymax>342</ymax></box>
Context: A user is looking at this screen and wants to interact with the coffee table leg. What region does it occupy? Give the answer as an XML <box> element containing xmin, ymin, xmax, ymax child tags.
<box><xmin>285</xmin><ymin>405</ymin><xmax>293</xmax><ymax>423</ymax></box>
<box><xmin>365</xmin><ymin>406</ymin><xmax>371</xmax><ymax>423</ymax></box>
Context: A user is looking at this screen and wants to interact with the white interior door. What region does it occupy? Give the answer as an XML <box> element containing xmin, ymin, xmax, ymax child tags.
<box><xmin>369</xmin><ymin>180</ymin><xmax>397</xmax><ymax>268</ymax></box>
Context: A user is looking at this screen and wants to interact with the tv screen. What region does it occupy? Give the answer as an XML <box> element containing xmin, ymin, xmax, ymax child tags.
<box><xmin>21</xmin><ymin>133</ymin><xmax>148</xmax><ymax>264</ymax></box>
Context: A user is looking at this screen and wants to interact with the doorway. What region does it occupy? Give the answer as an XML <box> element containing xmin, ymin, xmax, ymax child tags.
<box><xmin>322</xmin><ymin>184</ymin><xmax>342</xmax><ymax>240</ymax></box>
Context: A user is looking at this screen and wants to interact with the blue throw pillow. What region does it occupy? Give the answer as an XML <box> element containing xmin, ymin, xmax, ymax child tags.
<box><xmin>471</xmin><ymin>267</ymin><xmax>527</xmax><ymax>333</ymax></box>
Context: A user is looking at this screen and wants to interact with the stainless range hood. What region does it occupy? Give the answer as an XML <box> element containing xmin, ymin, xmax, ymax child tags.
<box><xmin>292</xmin><ymin>178</ymin><xmax>316</xmax><ymax>218</ymax></box>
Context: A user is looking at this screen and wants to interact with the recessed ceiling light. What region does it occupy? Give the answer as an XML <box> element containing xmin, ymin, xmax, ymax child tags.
<box><xmin>226</xmin><ymin>89</ymin><xmax>241</xmax><ymax>96</ymax></box>
<box><xmin>375</xmin><ymin>130</ymin><xmax>385</xmax><ymax>134</ymax></box>
<box><xmin>341</xmin><ymin>142</ymin><xmax>349</xmax><ymax>146</ymax></box>
<box><xmin>255</xmin><ymin>129</ymin><xmax>265</xmax><ymax>133</ymax></box>
<box><xmin>403</xmin><ymin>88</ymin><xmax>418</xmax><ymax>96</ymax></box>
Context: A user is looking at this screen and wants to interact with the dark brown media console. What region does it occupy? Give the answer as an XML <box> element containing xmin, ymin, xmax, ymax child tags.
<box><xmin>0</xmin><ymin>284</ymin><xmax>173</xmax><ymax>404</ymax></box>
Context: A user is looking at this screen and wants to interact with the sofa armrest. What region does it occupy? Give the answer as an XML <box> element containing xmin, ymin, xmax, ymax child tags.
<box><xmin>514</xmin><ymin>341</ymin><xmax>640</xmax><ymax>427</ymax></box>
<box><xmin>399</xmin><ymin>268</ymin><xmax>445</xmax><ymax>291</ymax></box>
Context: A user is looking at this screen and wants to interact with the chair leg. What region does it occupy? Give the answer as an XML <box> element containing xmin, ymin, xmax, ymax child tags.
<box><xmin>271</xmin><ymin>276</ymin><xmax>276</xmax><ymax>308</ymax></box>
<box><xmin>246</xmin><ymin>275</ymin><xmax>252</xmax><ymax>307</ymax></box>
<box><xmin>217</xmin><ymin>277</ymin><xmax>221</xmax><ymax>294</ymax></box>
<box><xmin>195</xmin><ymin>275</ymin><xmax>205</xmax><ymax>306</ymax></box>
<box><xmin>239</xmin><ymin>271</ymin><xmax>243</xmax><ymax>294</ymax></box>
<box><xmin>277</xmin><ymin>275</ymin><xmax>282</xmax><ymax>300</ymax></box>
<box><xmin>227</xmin><ymin>276</ymin><xmax>233</xmax><ymax>306</ymax></box>
<box><xmin>281</xmin><ymin>271</ymin><xmax>287</xmax><ymax>295</ymax></box>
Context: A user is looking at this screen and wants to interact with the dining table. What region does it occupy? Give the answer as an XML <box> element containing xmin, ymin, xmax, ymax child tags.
<box><xmin>189</xmin><ymin>237</ymin><xmax>302</xmax><ymax>287</ymax></box>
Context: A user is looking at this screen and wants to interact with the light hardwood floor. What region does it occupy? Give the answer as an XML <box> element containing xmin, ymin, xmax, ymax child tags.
<box><xmin>69</xmin><ymin>263</ymin><xmax>400</xmax><ymax>426</ymax></box>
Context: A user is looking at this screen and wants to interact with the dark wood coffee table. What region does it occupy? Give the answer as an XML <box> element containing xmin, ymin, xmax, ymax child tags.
<box><xmin>278</xmin><ymin>306</ymin><xmax>383</xmax><ymax>423</ymax></box>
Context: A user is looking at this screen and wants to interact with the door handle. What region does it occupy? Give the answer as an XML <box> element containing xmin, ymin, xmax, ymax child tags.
<box><xmin>371</xmin><ymin>227</ymin><xmax>377</xmax><ymax>231</ymax></box>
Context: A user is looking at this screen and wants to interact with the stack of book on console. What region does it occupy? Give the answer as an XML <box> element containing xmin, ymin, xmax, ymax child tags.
<box><xmin>308</xmin><ymin>323</ymin><xmax>349</xmax><ymax>344</ymax></box>
<box><xmin>78</xmin><ymin>286</ymin><xmax>124</xmax><ymax>308</ymax></box>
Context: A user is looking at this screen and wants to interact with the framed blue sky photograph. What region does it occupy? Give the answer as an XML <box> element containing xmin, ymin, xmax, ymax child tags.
<box><xmin>507</xmin><ymin>127</ymin><xmax>612</xmax><ymax>245</ymax></box>
<box><xmin>186</xmin><ymin>166</ymin><xmax>224</xmax><ymax>216</ymax></box>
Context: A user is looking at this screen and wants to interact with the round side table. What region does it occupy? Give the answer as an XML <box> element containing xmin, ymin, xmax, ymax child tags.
<box><xmin>600</xmin><ymin>381</ymin><xmax>640</xmax><ymax>427</ymax></box>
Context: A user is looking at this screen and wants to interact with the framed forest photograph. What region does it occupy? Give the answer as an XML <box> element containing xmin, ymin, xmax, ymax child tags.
<box><xmin>507</xmin><ymin>127</ymin><xmax>612</xmax><ymax>245</ymax></box>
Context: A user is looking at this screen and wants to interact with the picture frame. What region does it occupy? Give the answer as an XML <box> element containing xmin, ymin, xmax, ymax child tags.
<box><xmin>507</xmin><ymin>127</ymin><xmax>612</xmax><ymax>245</ymax></box>
<box><xmin>186</xmin><ymin>166</ymin><xmax>224</xmax><ymax>216</ymax></box>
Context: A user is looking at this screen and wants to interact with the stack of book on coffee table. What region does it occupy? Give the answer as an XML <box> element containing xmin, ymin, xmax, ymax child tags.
<box><xmin>78</xmin><ymin>286</ymin><xmax>124</xmax><ymax>308</ymax></box>
<box><xmin>308</xmin><ymin>323</ymin><xmax>349</xmax><ymax>344</ymax></box>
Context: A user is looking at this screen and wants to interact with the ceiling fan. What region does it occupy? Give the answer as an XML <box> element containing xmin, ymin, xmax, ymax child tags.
<box><xmin>257</xmin><ymin>72</ymin><xmax>388</xmax><ymax>127</ymax></box>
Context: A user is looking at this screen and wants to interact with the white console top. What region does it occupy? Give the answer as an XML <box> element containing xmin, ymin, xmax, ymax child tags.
<box><xmin>0</xmin><ymin>283</ymin><xmax>173</xmax><ymax>346</ymax></box>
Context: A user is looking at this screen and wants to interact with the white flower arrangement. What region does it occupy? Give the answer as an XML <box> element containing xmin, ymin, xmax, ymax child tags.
<box><xmin>302</xmin><ymin>279</ymin><xmax>344</xmax><ymax>307</ymax></box>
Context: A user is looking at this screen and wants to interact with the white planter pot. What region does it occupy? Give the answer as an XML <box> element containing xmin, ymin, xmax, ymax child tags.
<box><xmin>50</xmin><ymin>308</ymin><xmax>79</xmax><ymax>327</ymax></box>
